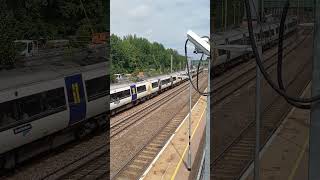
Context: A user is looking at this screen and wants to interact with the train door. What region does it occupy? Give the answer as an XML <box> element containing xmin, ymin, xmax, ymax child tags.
<box><xmin>65</xmin><ymin>74</ymin><xmax>86</xmax><ymax>125</ymax></box>
<box><xmin>226</xmin><ymin>38</ymin><xmax>230</xmax><ymax>62</ymax></box>
<box><xmin>130</xmin><ymin>84</ymin><xmax>137</xmax><ymax>102</ymax></box>
<box><xmin>158</xmin><ymin>79</ymin><xmax>162</xmax><ymax>91</ymax></box>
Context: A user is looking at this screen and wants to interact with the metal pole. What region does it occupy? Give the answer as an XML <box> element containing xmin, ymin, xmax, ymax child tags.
<box><xmin>309</xmin><ymin>1</ymin><xmax>320</xmax><ymax>179</ymax></box>
<box><xmin>222</xmin><ymin>1</ymin><xmax>224</xmax><ymax>30</ymax></box>
<box><xmin>254</xmin><ymin>1</ymin><xmax>262</xmax><ymax>180</ymax></box>
<box><xmin>233</xmin><ymin>2</ymin><xmax>236</xmax><ymax>25</ymax></box>
<box><xmin>254</xmin><ymin>45</ymin><xmax>262</xmax><ymax>180</ymax></box>
<box><xmin>225</xmin><ymin>0</ymin><xmax>228</xmax><ymax>31</ymax></box>
<box><xmin>188</xmin><ymin>58</ymin><xmax>192</xmax><ymax>171</ymax></box>
<box><xmin>204</xmin><ymin>43</ymin><xmax>211</xmax><ymax>180</ymax></box>
<box><xmin>171</xmin><ymin>55</ymin><xmax>173</xmax><ymax>73</ymax></box>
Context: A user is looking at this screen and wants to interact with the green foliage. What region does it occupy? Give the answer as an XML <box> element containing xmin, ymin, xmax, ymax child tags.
<box><xmin>0</xmin><ymin>0</ymin><xmax>16</xmax><ymax>68</ymax></box>
<box><xmin>111</xmin><ymin>34</ymin><xmax>186</xmax><ymax>76</ymax></box>
<box><xmin>0</xmin><ymin>0</ymin><xmax>107</xmax><ymax>65</ymax></box>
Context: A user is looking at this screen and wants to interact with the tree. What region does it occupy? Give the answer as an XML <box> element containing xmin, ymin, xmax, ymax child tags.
<box><xmin>0</xmin><ymin>0</ymin><xmax>17</xmax><ymax>68</ymax></box>
<box><xmin>111</xmin><ymin>34</ymin><xmax>186</xmax><ymax>77</ymax></box>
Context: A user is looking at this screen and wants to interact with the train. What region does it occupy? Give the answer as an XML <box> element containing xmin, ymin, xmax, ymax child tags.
<box><xmin>110</xmin><ymin>68</ymin><xmax>202</xmax><ymax>115</ymax></box>
<box><xmin>0</xmin><ymin>62</ymin><xmax>108</xmax><ymax>169</ymax></box>
<box><xmin>212</xmin><ymin>16</ymin><xmax>298</xmax><ymax>73</ymax></box>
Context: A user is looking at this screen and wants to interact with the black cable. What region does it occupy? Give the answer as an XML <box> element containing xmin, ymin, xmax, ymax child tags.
<box><xmin>184</xmin><ymin>39</ymin><xmax>211</xmax><ymax>96</ymax></box>
<box><xmin>244</xmin><ymin>0</ymin><xmax>318</xmax><ymax>104</ymax></box>
<box><xmin>248</xmin><ymin>0</ymin><xmax>310</xmax><ymax>109</ymax></box>
<box><xmin>196</xmin><ymin>53</ymin><xmax>204</xmax><ymax>91</ymax></box>
<box><xmin>277</xmin><ymin>0</ymin><xmax>289</xmax><ymax>91</ymax></box>
<box><xmin>276</xmin><ymin>0</ymin><xmax>311</xmax><ymax>109</ymax></box>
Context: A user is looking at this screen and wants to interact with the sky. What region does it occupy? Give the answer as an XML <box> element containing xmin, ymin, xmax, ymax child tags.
<box><xmin>111</xmin><ymin>0</ymin><xmax>210</xmax><ymax>56</ymax></box>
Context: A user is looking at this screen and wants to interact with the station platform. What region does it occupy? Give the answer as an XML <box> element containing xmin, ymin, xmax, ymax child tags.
<box><xmin>241</xmin><ymin>83</ymin><xmax>311</xmax><ymax>180</ymax></box>
<box><xmin>139</xmin><ymin>95</ymin><xmax>207</xmax><ymax>180</ymax></box>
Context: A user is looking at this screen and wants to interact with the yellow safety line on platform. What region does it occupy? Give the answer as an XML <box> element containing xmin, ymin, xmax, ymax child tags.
<box><xmin>288</xmin><ymin>136</ymin><xmax>309</xmax><ymax>180</ymax></box>
<box><xmin>170</xmin><ymin>102</ymin><xmax>206</xmax><ymax>180</ymax></box>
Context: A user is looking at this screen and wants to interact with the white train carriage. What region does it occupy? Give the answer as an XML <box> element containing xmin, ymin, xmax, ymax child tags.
<box><xmin>147</xmin><ymin>77</ymin><xmax>160</xmax><ymax>95</ymax></box>
<box><xmin>0</xmin><ymin>62</ymin><xmax>108</xmax><ymax>169</ymax></box>
<box><xmin>159</xmin><ymin>75</ymin><xmax>172</xmax><ymax>90</ymax></box>
<box><xmin>110</xmin><ymin>72</ymin><xmax>188</xmax><ymax>114</ymax></box>
<box><xmin>136</xmin><ymin>81</ymin><xmax>150</xmax><ymax>101</ymax></box>
<box><xmin>110</xmin><ymin>84</ymin><xmax>132</xmax><ymax>113</ymax></box>
<box><xmin>212</xmin><ymin>16</ymin><xmax>298</xmax><ymax>73</ymax></box>
<box><xmin>79</xmin><ymin>63</ymin><xmax>108</xmax><ymax>127</ymax></box>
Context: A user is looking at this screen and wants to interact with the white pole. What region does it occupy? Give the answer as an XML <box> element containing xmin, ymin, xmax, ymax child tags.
<box><xmin>171</xmin><ymin>54</ymin><xmax>173</xmax><ymax>73</ymax></box>
<box><xmin>188</xmin><ymin>58</ymin><xmax>192</xmax><ymax>171</ymax></box>
<box><xmin>204</xmin><ymin>52</ymin><xmax>211</xmax><ymax>179</ymax></box>
<box><xmin>225</xmin><ymin>0</ymin><xmax>228</xmax><ymax>30</ymax></box>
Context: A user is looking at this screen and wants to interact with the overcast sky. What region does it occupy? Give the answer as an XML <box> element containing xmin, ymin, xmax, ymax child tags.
<box><xmin>111</xmin><ymin>0</ymin><xmax>209</xmax><ymax>55</ymax></box>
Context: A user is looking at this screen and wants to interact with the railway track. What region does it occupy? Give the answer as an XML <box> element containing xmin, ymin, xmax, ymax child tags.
<box><xmin>110</xmin><ymin>74</ymin><xmax>205</xmax><ymax>138</ymax></box>
<box><xmin>111</xmin><ymin>76</ymin><xmax>208</xmax><ymax>179</ymax></box>
<box><xmin>57</xmin><ymin>148</ymin><xmax>109</xmax><ymax>180</ymax></box>
<box><xmin>211</xmin><ymin>33</ymin><xmax>313</xmax><ymax>179</ymax></box>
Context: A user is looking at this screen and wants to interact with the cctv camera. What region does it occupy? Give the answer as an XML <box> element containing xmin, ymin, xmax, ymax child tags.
<box><xmin>187</xmin><ymin>30</ymin><xmax>210</xmax><ymax>56</ymax></box>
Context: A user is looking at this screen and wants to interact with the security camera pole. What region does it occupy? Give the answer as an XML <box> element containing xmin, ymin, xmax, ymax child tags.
<box><xmin>188</xmin><ymin>57</ymin><xmax>192</xmax><ymax>171</ymax></box>
<box><xmin>186</xmin><ymin>30</ymin><xmax>210</xmax><ymax>178</ymax></box>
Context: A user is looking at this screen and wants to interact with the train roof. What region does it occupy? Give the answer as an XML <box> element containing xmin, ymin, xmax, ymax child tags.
<box><xmin>110</xmin><ymin>71</ymin><xmax>185</xmax><ymax>91</ymax></box>
<box><xmin>0</xmin><ymin>59</ymin><xmax>107</xmax><ymax>92</ymax></box>
<box><xmin>213</xmin><ymin>17</ymin><xmax>296</xmax><ymax>43</ymax></box>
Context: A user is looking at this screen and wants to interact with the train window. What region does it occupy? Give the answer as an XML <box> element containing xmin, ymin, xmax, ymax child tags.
<box><xmin>271</xmin><ymin>30</ymin><xmax>275</xmax><ymax>36</ymax></box>
<box><xmin>123</xmin><ymin>89</ymin><xmax>130</xmax><ymax>98</ymax></box>
<box><xmin>255</xmin><ymin>33</ymin><xmax>260</xmax><ymax>40</ymax></box>
<box><xmin>110</xmin><ymin>89</ymin><xmax>131</xmax><ymax>103</ymax></box>
<box><xmin>0</xmin><ymin>88</ymin><xmax>67</xmax><ymax>130</ymax></box>
<box><xmin>43</xmin><ymin>88</ymin><xmax>66</xmax><ymax>110</ymax></box>
<box><xmin>0</xmin><ymin>100</ymin><xmax>19</xmax><ymax>128</ymax></box>
<box><xmin>137</xmin><ymin>85</ymin><xmax>146</xmax><ymax>93</ymax></box>
<box><xmin>152</xmin><ymin>82</ymin><xmax>158</xmax><ymax>88</ymax></box>
<box><xmin>18</xmin><ymin>93</ymin><xmax>43</xmax><ymax>119</ymax></box>
<box><xmin>162</xmin><ymin>79</ymin><xmax>170</xmax><ymax>85</ymax></box>
<box><xmin>218</xmin><ymin>49</ymin><xmax>226</xmax><ymax>56</ymax></box>
<box><xmin>85</xmin><ymin>75</ymin><xmax>108</xmax><ymax>102</ymax></box>
<box><xmin>110</xmin><ymin>93</ymin><xmax>116</xmax><ymax>103</ymax></box>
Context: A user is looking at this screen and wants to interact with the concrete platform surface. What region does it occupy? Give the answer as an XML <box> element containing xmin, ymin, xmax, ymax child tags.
<box><xmin>241</xmin><ymin>83</ymin><xmax>310</xmax><ymax>180</ymax></box>
<box><xmin>140</xmin><ymin>95</ymin><xmax>207</xmax><ymax>180</ymax></box>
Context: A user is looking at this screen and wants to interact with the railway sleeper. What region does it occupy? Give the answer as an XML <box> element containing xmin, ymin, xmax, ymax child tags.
<box><xmin>213</xmin><ymin>165</ymin><xmax>245</xmax><ymax>173</ymax></box>
<box><xmin>212</xmin><ymin>173</ymin><xmax>239</xmax><ymax>180</ymax></box>
<box><xmin>226</xmin><ymin>151</ymin><xmax>252</xmax><ymax>157</ymax></box>
<box><xmin>122</xmin><ymin>170</ymin><xmax>138</xmax><ymax>178</ymax></box>
<box><xmin>128</xmin><ymin>164</ymin><xmax>144</xmax><ymax>171</ymax></box>
<box><xmin>138</xmin><ymin>154</ymin><xmax>155</xmax><ymax>160</ymax></box>
<box><xmin>140</xmin><ymin>150</ymin><xmax>157</xmax><ymax>156</ymax></box>
<box><xmin>134</xmin><ymin>159</ymin><xmax>149</xmax><ymax>164</ymax></box>
<box><xmin>213</xmin><ymin>168</ymin><xmax>242</xmax><ymax>176</ymax></box>
<box><xmin>224</xmin><ymin>155</ymin><xmax>250</xmax><ymax>162</ymax></box>
<box><xmin>148</xmin><ymin>143</ymin><xmax>162</xmax><ymax>149</ymax></box>
<box><xmin>228</xmin><ymin>148</ymin><xmax>254</xmax><ymax>154</ymax></box>
<box><xmin>131</xmin><ymin>161</ymin><xmax>148</xmax><ymax>167</ymax></box>
<box><xmin>218</xmin><ymin>159</ymin><xmax>247</xmax><ymax>167</ymax></box>
<box><xmin>236</xmin><ymin>142</ymin><xmax>255</xmax><ymax>147</ymax></box>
